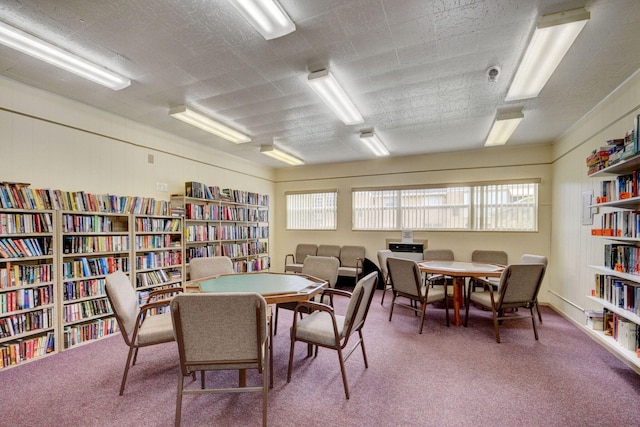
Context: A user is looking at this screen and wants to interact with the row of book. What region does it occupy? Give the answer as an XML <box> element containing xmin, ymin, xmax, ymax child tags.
<box><xmin>63</xmin><ymin>298</ymin><xmax>111</xmax><ymax>323</ymax></box>
<box><xmin>135</xmin><ymin>217</ymin><xmax>181</xmax><ymax>233</ymax></box>
<box><xmin>184</xmin><ymin>181</ymin><xmax>269</xmax><ymax>206</ymax></box>
<box><xmin>596</xmin><ymin>173</ymin><xmax>640</xmax><ymax>203</ymax></box>
<box><xmin>606</xmin><ymin>312</ymin><xmax>639</xmax><ymax>352</ymax></box>
<box><xmin>135</xmin><ymin>234</ymin><xmax>181</xmax><ymax>250</ymax></box>
<box><xmin>594</xmin><ymin>274</ymin><xmax>640</xmax><ymax>315</ymax></box>
<box><xmin>62</xmin><ymin>279</ymin><xmax>105</xmax><ymax>303</ymax></box>
<box><xmin>604</xmin><ymin>244</ymin><xmax>640</xmax><ymax>275</ymax></box>
<box><xmin>0</xmin><ymin>307</ymin><xmax>53</xmax><ymax>338</ymax></box>
<box><xmin>183</xmin><ymin>203</ymin><xmax>267</xmax><ymax>221</ymax></box>
<box><xmin>0</xmin><ymin>182</ymin><xmax>171</xmax><ymax>215</ymax></box>
<box><xmin>593</xmin><ymin>211</ymin><xmax>640</xmax><ymax>238</ymax></box>
<box><xmin>135</xmin><ymin>269</ymin><xmax>181</xmax><ymax>289</ymax></box>
<box><xmin>61</xmin><ymin>256</ymin><xmax>129</xmax><ymax>279</ymax></box>
<box><xmin>63</xmin><ymin>318</ymin><xmax>118</xmax><ymax>349</ymax></box>
<box><xmin>0</xmin><ymin>212</ymin><xmax>53</xmax><ymax>234</ymax></box>
<box><xmin>0</xmin><ymin>263</ymin><xmax>54</xmax><ymax>289</ymax></box>
<box><xmin>184</xmin><ymin>225</ymin><xmax>269</xmax><ymax>242</ymax></box>
<box><xmin>220</xmin><ymin>241</ymin><xmax>268</xmax><ymax>258</ymax></box>
<box><xmin>0</xmin><ymin>284</ymin><xmax>53</xmax><ymax>314</ymax></box>
<box><xmin>0</xmin><ymin>332</ymin><xmax>55</xmax><ymax>368</ymax></box>
<box><xmin>238</xmin><ymin>256</ymin><xmax>270</xmax><ymax>273</ymax></box>
<box><xmin>62</xmin><ymin>235</ymin><xmax>130</xmax><ymax>254</ymax></box>
<box><xmin>586</xmin><ymin>115</ymin><xmax>640</xmax><ymax>175</ymax></box>
<box><xmin>0</xmin><ymin>237</ymin><xmax>50</xmax><ymax>259</ymax></box>
<box><xmin>135</xmin><ymin>252</ymin><xmax>182</xmax><ymax>270</ymax></box>
<box><xmin>61</xmin><ymin>213</ymin><xmax>122</xmax><ymax>233</ymax></box>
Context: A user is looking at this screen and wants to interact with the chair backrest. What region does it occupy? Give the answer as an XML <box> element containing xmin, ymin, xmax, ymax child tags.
<box><xmin>105</xmin><ymin>270</ymin><xmax>139</xmax><ymax>339</ymax></box>
<box><xmin>317</xmin><ymin>244</ymin><xmax>341</xmax><ymax>258</ymax></box>
<box><xmin>386</xmin><ymin>257</ymin><xmax>422</xmax><ymax>298</ymax></box>
<box><xmin>519</xmin><ymin>254</ymin><xmax>548</xmax><ymax>266</ymax></box>
<box><xmin>472</xmin><ymin>250</ymin><xmax>508</xmax><ymax>265</ymax></box>
<box><xmin>189</xmin><ymin>256</ymin><xmax>234</xmax><ymax>279</ymax></box>
<box><xmin>295</xmin><ymin>244</ymin><xmax>318</xmax><ymax>263</ymax></box>
<box><xmin>423</xmin><ymin>249</ymin><xmax>454</xmax><ymax>261</ymax></box>
<box><xmin>170</xmin><ymin>292</ymin><xmax>267</xmax><ymax>376</ymax></box>
<box><xmin>497</xmin><ymin>264</ymin><xmax>546</xmax><ymax>308</ymax></box>
<box><xmin>342</xmin><ymin>272</ymin><xmax>378</xmax><ymax>336</ymax></box>
<box><xmin>377</xmin><ymin>249</ymin><xmax>393</xmax><ymax>279</ymax></box>
<box><xmin>340</xmin><ymin>245</ymin><xmax>365</xmax><ymax>267</ymax></box>
<box><xmin>301</xmin><ymin>255</ymin><xmax>340</xmax><ymax>288</ymax></box>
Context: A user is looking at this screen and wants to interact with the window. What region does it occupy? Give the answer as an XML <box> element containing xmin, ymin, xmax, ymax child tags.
<box><xmin>286</xmin><ymin>190</ymin><xmax>337</xmax><ymax>230</ymax></box>
<box><xmin>352</xmin><ymin>181</ymin><xmax>538</xmax><ymax>231</ymax></box>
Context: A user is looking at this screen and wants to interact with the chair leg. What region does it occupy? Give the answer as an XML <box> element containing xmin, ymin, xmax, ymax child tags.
<box><xmin>358</xmin><ymin>330</ymin><xmax>369</xmax><ymax>369</ymax></box>
<box><xmin>119</xmin><ymin>345</ymin><xmax>137</xmax><ymax>395</ymax></box>
<box><xmin>418</xmin><ymin>301</ymin><xmax>427</xmax><ymax>334</ymax></box>
<box><xmin>262</xmin><ymin>359</ymin><xmax>269</xmax><ymax>427</ymax></box>
<box><xmin>175</xmin><ymin>375</ymin><xmax>184</xmax><ymax>427</ymax></box>
<box><xmin>269</xmin><ymin>310</ymin><xmax>274</xmax><ymax>389</ymax></box>
<box><xmin>531</xmin><ymin>307</ymin><xmax>539</xmax><ymax>340</ymax></box>
<box><xmin>274</xmin><ymin>305</ymin><xmax>279</xmax><ymax>336</ymax></box>
<box><xmin>492</xmin><ymin>308</ymin><xmax>501</xmax><ymax>343</ymax></box>
<box><xmin>388</xmin><ymin>294</ymin><xmax>396</xmax><ymax>321</ymax></box>
<box><xmin>200</xmin><ymin>371</ymin><xmax>205</xmax><ymax>389</ymax></box>
<box><xmin>380</xmin><ymin>287</ymin><xmax>386</xmax><ymax>306</ymax></box>
<box><xmin>287</xmin><ymin>336</ymin><xmax>296</xmax><ymax>383</ymax></box>
<box><xmin>336</xmin><ymin>346</ymin><xmax>350</xmax><ymax>399</ymax></box>
<box><xmin>535</xmin><ymin>299</ymin><xmax>543</xmax><ymax>323</ymax></box>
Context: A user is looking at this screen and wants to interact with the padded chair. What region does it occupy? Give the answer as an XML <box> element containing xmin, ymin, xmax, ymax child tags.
<box><xmin>317</xmin><ymin>244</ymin><xmax>341</xmax><ymax>258</ymax></box>
<box><xmin>274</xmin><ymin>255</ymin><xmax>340</xmax><ymax>334</ymax></box>
<box><xmin>386</xmin><ymin>257</ymin><xmax>449</xmax><ymax>334</ymax></box>
<box><xmin>519</xmin><ymin>254</ymin><xmax>548</xmax><ymax>322</ymax></box>
<box><xmin>189</xmin><ymin>256</ymin><xmax>234</xmax><ymax>279</ymax></box>
<box><xmin>171</xmin><ymin>292</ymin><xmax>268</xmax><ymax>427</ymax></box>
<box><xmin>422</xmin><ymin>248</ymin><xmax>455</xmax><ymax>287</ymax></box>
<box><xmin>338</xmin><ymin>245</ymin><xmax>366</xmax><ymax>285</ymax></box>
<box><xmin>464</xmin><ymin>263</ymin><xmax>546</xmax><ymax>343</ymax></box>
<box><xmin>284</xmin><ymin>244</ymin><xmax>318</xmax><ymax>274</ymax></box>
<box><xmin>287</xmin><ymin>272</ymin><xmax>377</xmax><ymax>399</ymax></box>
<box><xmin>105</xmin><ymin>270</ymin><xmax>179</xmax><ymax>395</ymax></box>
<box><xmin>377</xmin><ymin>249</ymin><xmax>393</xmax><ymax>305</ymax></box>
<box><xmin>470</xmin><ymin>250</ymin><xmax>508</xmax><ymax>290</ymax></box>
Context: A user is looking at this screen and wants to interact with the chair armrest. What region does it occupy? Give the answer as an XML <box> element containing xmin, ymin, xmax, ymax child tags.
<box><xmin>146</xmin><ymin>287</ymin><xmax>182</xmax><ymax>303</ymax></box>
<box><xmin>322</xmin><ymin>288</ymin><xmax>352</xmax><ymax>299</ymax></box>
<box><xmin>294</xmin><ymin>300</ymin><xmax>333</xmax><ymax>316</ymax></box>
<box><xmin>284</xmin><ymin>253</ymin><xmax>295</xmax><ymax>265</ymax></box>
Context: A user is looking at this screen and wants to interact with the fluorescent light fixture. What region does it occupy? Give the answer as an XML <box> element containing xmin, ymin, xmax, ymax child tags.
<box><xmin>260</xmin><ymin>145</ymin><xmax>304</xmax><ymax>166</ymax></box>
<box><xmin>307</xmin><ymin>69</ymin><xmax>364</xmax><ymax>125</ymax></box>
<box><xmin>228</xmin><ymin>0</ymin><xmax>295</xmax><ymax>40</ymax></box>
<box><xmin>484</xmin><ymin>111</ymin><xmax>524</xmax><ymax>146</ymax></box>
<box><xmin>169</xmin><ymin>105</ymin><xmax>251</xmax><ymax>144</ymax></box>
<box><xmin>360</xmin><ymin>131</ymin><xmax>390</xmax><ymax>157</ymax></box>
<box><xmin>506</xmin><ymin>8</ymin><xmax>590</xmax><ymax>101</ymax></box>
<box><xmin>0</xmin><ymin>20</ymin><xmax>130</xmax><ymax>90</ymax></box>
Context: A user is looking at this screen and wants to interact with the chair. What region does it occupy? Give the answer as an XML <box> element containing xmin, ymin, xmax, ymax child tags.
<box><xmin>105</xmin><ymin>270</ymin><xmax>179</xmax><ymax>395</ymax></box>
<box><xmin>317</xmin><ymin>244</ymin><xmax>341</xmax><ymax>258</ymax></box>
<box><xmin>171</xmin><ymin>292</ymin><xmax>268</xmax><ymax>427</ymax></box>
<box><xmin>338</xmin><ymin>245</ymin><xmax>366</xmax><ymax>285</ymax></box>
<box><xmin>386</xmin><ymin>257</ymin><xmax>449</xmax><ymax>333</ymax></box>
<box><xmin>274</xmin><ymin>255</ymin><xmax>340</xmax><ymax>334</ymax></box>
<box><xmin>287</xmin><ymin>272</ymin><xmax>377</xmax><ymax>399</ymax></box>
<box><xmin>464</xmin><ymin>263</ymin><xmax>546</xmax><ymax>343</ymax></box>
<box><xmin>519</xmin><ymin>254</ymin><xmax>548</xmax><ymax>322</ymax></box>
<box><xmin>188</xmin><ymin>256</ymin><xmax>233</xmax><ymax>279</ymax></box>
<box><xmin>284</xmin><ymin>244</ymin><xmax>318</xmax><ymax>274</ymax></box>
<box><xmin>422</xmin><ymin>248</ymin><xmax>454</xmax><ymax>286</ymax></box>
<box><xmin>377</xmin><ymin>249</ymin><xmax>393</xmax><ymax>305</ymax></box>
<box><xmin>470</xmin><ymin>250</ymin><xmax>508</xmax><ymax>290</ymax></box>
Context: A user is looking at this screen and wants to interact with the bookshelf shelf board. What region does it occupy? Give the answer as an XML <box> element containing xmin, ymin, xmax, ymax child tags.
<box><xmin>580</xmin><ymin>324</ymin><xmax>640</xmax><ymax>373</ymax></box>
<box><xmin>61</xmin><ymin>250</ymin><xmax>131</xmax><ymax>257</ymax></box>
<box><xmin>0</xmin><ymin>327</ymin><xmax>55</xmax><ymax>344</ymax></box>
<box><xmin>135</xmin><ymin>247</ymin><xmax>182</xmax><ymax>252</ymax></box>
<box><xmin>1</xmin><ymin>302</ymin><xmax>55</xmax><ymax>316</ymax></box>
<box><xmin>62</xmin><ymin>273</ymin><xmax>128</xmax><ymax>282</ymax></box>
<box><xmin>135</xmin><ymin>266</ymin><xmax>182</xmax><ymax>273</ymax></box>
<box><xmin>135</xmin><ymin>281</ymin><xmax>182</xmax><ymax>291</ymax></box>
<box><xmin>591</xmin><ymin>196</ymin><xmax>640</xmax><ymax>209</ymax></box>
<box><xmin>589</xmin><ymin>265</ymin><xmax>640</xmax><ymax>282</ymax></box>
<box><xmin>0</xmin><ymin>280</ymin><xmax>55</xmax><ymax>291</ymax></box>
<box><xmin>589</xmin><ymin>154</ymin><xmax>640</xmax><ymax>177</ymax></box>
<box><xmin>63</xmin><ymin>294</ymin><xmax>107</xmax><ymax>304</ymax></box>
<box><xmin>586</xmin><ymin>295</ymin><xmax>640</xmax><ymax>324</ymax></box>
<box><xmin>64</xmin><ymin>312</ymin><xmax>113</xmax><ymax>326</ymax></box>
<box><xmin>594</xmin><ymin>236</ymin><xmax>640</xmax><ymax>243</ymax></box>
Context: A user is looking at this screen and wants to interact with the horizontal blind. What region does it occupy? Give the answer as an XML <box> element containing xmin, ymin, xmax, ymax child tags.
<box><xmin>286</xmin><ymin>191</ymin><xmax>337</xmax><ymax>230</ymax></box>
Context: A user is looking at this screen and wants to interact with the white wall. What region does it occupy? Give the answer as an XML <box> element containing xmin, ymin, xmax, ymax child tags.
<box><xmin>551</xmin><ymin>70</ymin><xmax>640</xmax><ymax>324</ymax></box>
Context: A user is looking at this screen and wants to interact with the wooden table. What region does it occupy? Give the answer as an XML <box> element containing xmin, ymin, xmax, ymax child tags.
<box><xmin>418</xmin><ymin>261</ymin><xmax>504</xmax><ymax>326</ymax></box>
<box><xmin>184</xmin><ymin>272</ymin><xmax>328</xmax><ymax>387</ymax></box>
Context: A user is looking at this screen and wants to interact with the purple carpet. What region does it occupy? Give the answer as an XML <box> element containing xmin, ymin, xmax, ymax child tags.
<box><xmin>1</xmin><ymin>290</ymin><xmax>639</xmax><ymax>427</ymax></box>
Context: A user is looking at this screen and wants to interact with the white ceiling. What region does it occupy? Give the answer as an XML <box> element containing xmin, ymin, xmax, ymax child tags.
<box><xmin>1</xmin><ymin>0</ymin><xmax>639</xmax><ymax>168</ymax></box>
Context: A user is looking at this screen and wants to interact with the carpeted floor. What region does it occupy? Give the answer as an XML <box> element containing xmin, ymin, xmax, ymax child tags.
<box><xmin>1</xmin><ymin>290</ymin><xmax>639</xmax><ymax>427</ymax></box>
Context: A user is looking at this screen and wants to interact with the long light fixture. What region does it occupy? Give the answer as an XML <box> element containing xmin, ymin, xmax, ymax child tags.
<box><xmin>0</xmin><ymin>20</ymin><xmax>130</xmax><ymax>90</ymax></box>
<box><xmin>169</xmin><ymin>106</ymin><xmax>251</xmax><ymax>144</ymax></box>
<box><xmin>360</xmin><ymin>131</ymin><xmax>390</xmax><ymax>157</ymax></box>
<box><xmin>228</xmin><ymin>0</ymin><xmax>295</xmax><ymax>40</ymax></box>
<box><xmin>307</xmin><ymin>69</ymin><xmax>364</xmax><ymax>125</ymax></box>
<box><xmin>506</xmin><ymin>8</ymin><xmax>590</xmax><ymax>101</ymax></box>
<box><xmin>484</xmin><ymin>111</ymin><xmax>524</xmax><ymax>146</ymax></box>
<box><xmin>260</xmin><ymin>145</ymin><xmax>304</xmax><ymax>166</ymax></box>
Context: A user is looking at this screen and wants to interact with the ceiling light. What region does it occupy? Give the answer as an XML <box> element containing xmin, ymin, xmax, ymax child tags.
<box><xmin>260</xmin><ymin>145</ymin><xmax>304</xmax><ymax>166</ymax></box>
<box><xmin>228</xmin><ymin>0</ymin><xmax>295</xmax><ymax>40</ymax></box>
<box><xmin>506</xmin><ymin>8</ymin><xmax>590</xmax><ymax>101</ymax></box>
<box><xmin>169</xmin><ymin>106</ymin><xmax>251</xmax><ymax>144</ymax></box>
<box><xmin>484</xmin><ymin>111</ymin><xmax>524</xmax><ymax>146</ymax></box>
<box><xmin>307</xmin><ymin>69</ymin><xmax>364</xmax><ymax>125</ymax></box>
<box><xmin>0</xmin><ymin>20</ymin><xmax>130</xmax><ymax>90</ymax></box>
<box><xmin>360</xmin><ymin>131</ymin><xmax>390</xmax><ymax>157</ymax></box>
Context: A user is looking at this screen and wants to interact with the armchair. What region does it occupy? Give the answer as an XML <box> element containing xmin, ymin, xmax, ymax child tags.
<box><xmin>284</xmin><ymin>244</ymin><xmax>318</xmax><ymax>274</ymax></box>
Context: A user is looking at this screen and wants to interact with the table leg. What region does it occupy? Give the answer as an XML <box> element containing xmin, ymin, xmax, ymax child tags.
<box><xmin>239</xmin><ymin>369</ymin><xmax>246</xmax><ymax>387</ymax></box>
<box><xmin>453</xmin><ymin>277</ymin><xmax>464</xmax><ymax>326</ymax></box>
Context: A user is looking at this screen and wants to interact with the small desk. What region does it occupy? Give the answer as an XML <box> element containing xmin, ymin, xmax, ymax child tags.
<box><xmin>184</xmin><ymin>272</ymin><xmax>328</xmax><ymax>388</ymax></box>
<box><xmin>418</xmin><ymin>261</ymin><xmax>504</xmax><ymax>327</ymax></box>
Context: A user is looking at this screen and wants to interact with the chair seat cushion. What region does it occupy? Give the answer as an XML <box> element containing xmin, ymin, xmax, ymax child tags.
<box><xmin>338</xmin><ymin>266</ymin><xmax>359</xmax><ymax>277</ymax></box>
<box><xmin>294</xmin><ymin>311</ymin><xmax>345</xmax><ymax>347</ymax></box>
<box><xmin>285</xmin><ymin>263</ymin><xmax>303</xmax><ymax>273</ymax></box>
<box><xmin>137</xmin><ymin>312</ymin><xmax>175</xmax><ymax>345</ymax></box>
<box><xmin>469</xmin><ymin>291</ymin><xmax>495</xmax><ymax>308</ymax></box>
<box><xmin>425</xmin><ymin>287</ymin><xmax>445</xmax><ymax>303</ymax></box>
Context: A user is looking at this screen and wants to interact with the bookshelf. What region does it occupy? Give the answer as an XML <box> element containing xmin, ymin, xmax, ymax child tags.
<box><xmin>587</xmin><ymin>151</ymin><xmax>640</xmax><ymax>372</ymax></box>
<box><xmin>132</xmin><ymin>215</ymin><xmax>183</xmax><ymax>312</ymax></box>
<box><xmin>59</xmin><ymin>211</ymin><xmax>129</xmax><ymax>349</ymax></box>
<box><xmin>171</xmin><ymin>181</ymin><xmax>270</xmax><ymax>278</ymax></box>
<box><xmin>0</xmin><ymin>208</ymin><xmax>57</xmax><ymax>369</ymax></box>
